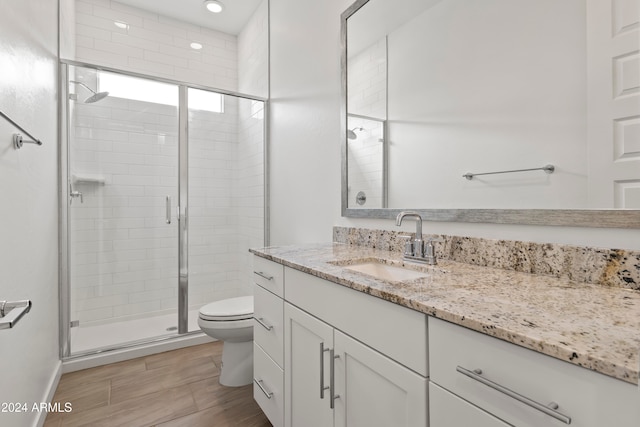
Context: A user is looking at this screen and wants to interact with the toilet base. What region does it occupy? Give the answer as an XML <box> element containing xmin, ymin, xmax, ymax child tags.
<box><xmin>219</xmin><ymin>340</ymin><xmax>253</xmax><ymax>387</ymax></box>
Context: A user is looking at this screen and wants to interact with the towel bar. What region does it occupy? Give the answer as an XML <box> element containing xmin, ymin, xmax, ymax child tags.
<box><xmin>0</xmin><ymin>300</ymin><xmax>32</xmax><ymax>330</ymax></box>
<box><xmin>0</xmin><ymin>109</ymin><xmax>43</xmax><ymax>149</ymax></box>
<box><xmin>463</xmin><ymin>164</ymin><xmax>554</xmax><ymax>180</ymax></box>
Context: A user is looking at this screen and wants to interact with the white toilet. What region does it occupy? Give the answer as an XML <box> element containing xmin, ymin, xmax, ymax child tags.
<box><xmin>198</xmin><ymin>296</ymin><xmax>254</xmax><ymax>387</ymax></box>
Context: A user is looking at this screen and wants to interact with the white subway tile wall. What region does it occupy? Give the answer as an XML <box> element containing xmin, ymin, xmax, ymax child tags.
<box><xmin>347</xmin><ymin>117</ymin><xmax>384</xmax><ymax>208</ymax></box>
<box><xmin>70</xmin><ymin>95</ymin><xmax>180</xmax><ymax>325</ymax></box>
<box><xmin>347</xmin><ymin>37</ymin><xmax>387</xmax><ymax>120</ymax></box>
<box><xmin>346</xmin><ymin>38</ymin><xmax>386</xmax><ymax>208</ymax></box>
<box><xmin>75</xmin><ymin>0</ymin><xmax>239</xmax><ymax>91</ymax></box>
<box><xmin>70</xmin><ymin>88</ymin><xmax>265</xmax><ymax>327</ymax></box>
<box><xmin>68</xmin><ymin>0</ymin><xmax>267</xmax><ymax>331</ymax></box>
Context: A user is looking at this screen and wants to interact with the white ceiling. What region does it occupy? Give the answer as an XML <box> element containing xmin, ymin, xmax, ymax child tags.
<box><xmin>115</xmin><ymin>0</ymin><xmax>263</xmax><ymax>35</ymax></box>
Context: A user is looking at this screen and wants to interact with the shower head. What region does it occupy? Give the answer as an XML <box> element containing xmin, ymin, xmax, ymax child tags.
<box><xmin>85</xmin><ymin>91</ymin><xmax>110</xmax><ymax>103</ymax></box>
<box><xmin>347</xmin><ymin>127</ymin><xmax>364</xmax><ymax>140</ymax></box>
<box><xmin>70</xmin><ymin>80</ymin><xmax>109</xmax><ymax>104</ymax></box>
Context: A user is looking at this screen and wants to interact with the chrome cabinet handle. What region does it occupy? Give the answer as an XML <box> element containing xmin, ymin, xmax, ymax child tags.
<box><xmin>255</xmin><ymin>271</ymin><xmax>274</xmax><ymax>281</ymax></box>
<box><xmin>253</xmin><ymin>378</ymin><xmax>273</xmax><ymax>399</ymax></box>
<box><xmin>320</xmin><ymin>343</ymin><xmax>330</xmax><ymax>399</ymax></box>
<box><xmin>165</xmin><ymin>196</ymin><xmax>171</xmax><ymax>224</ymax></box>
<box><xmin>456</xmin><ymin>366</ymin><xmax>571</xmax><ymax>424</ymax></box>
<box><xmin>255</xmin><ymin>317</ymin><xmax>273</xmax><ymax>331</ymax></box>
<box><xmin>330</xmin><ymin>349</ymin><xmax>340</xmax><ymax>409</ymax></box>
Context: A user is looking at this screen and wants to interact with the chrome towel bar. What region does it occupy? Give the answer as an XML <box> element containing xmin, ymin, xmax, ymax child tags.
<box><xmin>0</xmin><ymin>300</ymin><xmax>32</xmax><ymax>330</ymax></box>
<box><xmin>0</xmin><ymin>109</ymin><xmax>43</xmax><ymax>149</ymax></box>
<box><xmin>463</xmin><ymin>164</ymin><xmax>554</xmax><ymax>180</ymax></box>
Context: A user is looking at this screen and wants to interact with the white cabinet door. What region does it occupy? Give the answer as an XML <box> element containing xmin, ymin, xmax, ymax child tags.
<box><xmin>284</xmin><ymin>303</ymin><xmax>334</xmax><ymax>427</ymax></box>
<box><xmin>333</xmin><ymin>330</ymin><xmax>428</xmax><ymax>427</ymax></box>
<box><xmin>430</xmin><ymin>382</ymin><xmax>510</xmax><ymax>427</ymax></box>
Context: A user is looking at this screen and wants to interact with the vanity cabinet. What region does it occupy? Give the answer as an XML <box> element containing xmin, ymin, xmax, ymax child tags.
<box><xmin>284</xmin><ymin>267</ymin><xmax>428</xmax><ymax>427</ymax></box>
<box><xmin>429</xmin><ymin>317</ymin><xmax>640</xmax><ymax>427</ymax></box>
<box><xmin>253</xmin><ymin>253</ymin><xmax>640</xmax><ymax>427</ymax></box>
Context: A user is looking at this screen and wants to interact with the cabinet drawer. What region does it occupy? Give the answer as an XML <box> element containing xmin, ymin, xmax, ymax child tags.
<box><xmin>253</xmin><ymin>255</ymin><xmax>284</xmax><ymax>297</ymax></box>
<box><xmin>429</xmin><ymin>318</ymin><xmax>639</xmax><ymax>427</ymax></box>
<box><xmin>429</xmin><ymin>382</ymin><xmax>509</xmax><ymax>427</ymax></box>
<box><xmin>254</xmin><ymin>343</ymin><xmax>284</xmax><ymax>427</ymax></box>
<box><xmin>285</xmin><ymin>267</ymin><xmax>428</xmax><ymax>377</ymax></box>
<box><xmin>254</xmin><ymin>283</ymin><xmax>284</xmax><ymax>368</ymax></box>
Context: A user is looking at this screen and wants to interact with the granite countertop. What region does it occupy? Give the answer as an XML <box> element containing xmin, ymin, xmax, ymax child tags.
<box><xmin>250</xmin><ymin>243</ymin><xmax>640</xmax><ymax>385</ymax></box>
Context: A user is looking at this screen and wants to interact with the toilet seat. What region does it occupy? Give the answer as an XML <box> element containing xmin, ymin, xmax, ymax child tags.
<box><xmin>199</xmin><ymin>296</ymin><xmax>253</xmax><ymax>321</ymax></box>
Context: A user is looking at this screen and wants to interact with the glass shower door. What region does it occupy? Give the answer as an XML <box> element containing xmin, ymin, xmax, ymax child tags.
<box><xmin>66</xmin><ymin>65</ymin><xmax>181</xmax><ymax>354</ymax></box>
<box><xmin>186</xmin><ymin>89</ymin><xmax>266</xmax><ymax>332</ymax></box>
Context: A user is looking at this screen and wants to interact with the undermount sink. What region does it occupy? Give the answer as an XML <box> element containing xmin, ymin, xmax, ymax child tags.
<box><xmin>343</xmin><ymin>261</ymin><xmax>430</xmax><ymax>282</ymax></box>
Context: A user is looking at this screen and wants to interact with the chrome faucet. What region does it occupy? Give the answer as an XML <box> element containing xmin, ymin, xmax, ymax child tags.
<box><xmin>396</xmin><ymin>211</ymin><xmax>424</xmax><ymax>257</ymax></box>
<box><xmin>395</xmin><ymin>211</ymin><xmax>441</xmax><ymax>265</ymax></box>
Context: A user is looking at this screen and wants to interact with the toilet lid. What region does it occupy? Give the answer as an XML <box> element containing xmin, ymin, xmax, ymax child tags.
<box><xmin>199</xmin><ymin>296</ymin><xmax>253</xmax><ymax>321</ymax></box>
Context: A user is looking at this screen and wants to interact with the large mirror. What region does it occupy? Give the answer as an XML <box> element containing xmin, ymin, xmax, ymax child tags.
<box><xmin>341</xmin><ymin>0</ymin><xmax>640</xmax><ymax>227</ymax></box>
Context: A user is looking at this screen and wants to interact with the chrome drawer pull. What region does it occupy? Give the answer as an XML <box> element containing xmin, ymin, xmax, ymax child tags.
<box><xmin>255</xmin><ymin>271</ymin><xmax>274</xmax><ymax>281</ymax></box>
<box><xmin>254</xmin><ymin>378</ymin><xmax>273</xmax><ymax>399</ymax></box>
<box><xmin>456</xmin><ymin>366</ymin><xmax>571</xmax><ymax>424</ymax></box>
<box><xmin>255</xmin><ymin>317</ymin><xmax>273</xmax><ymax>331</ymax></box>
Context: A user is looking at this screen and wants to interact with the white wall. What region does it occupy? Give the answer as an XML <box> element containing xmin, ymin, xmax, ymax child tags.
<box><xmin>0</xmin><ymin>1</ymin><xmax>60</xmax><ymax>426</ymax></box>
<box><xmin>269</xmin><ymin>0</ymin><xmax>640</xmax><ymax>251</ymax></box>
<box><xmin>269</xmin><ymin>0</ymin><xmax>351</xmax><ymax>244</ymax></box>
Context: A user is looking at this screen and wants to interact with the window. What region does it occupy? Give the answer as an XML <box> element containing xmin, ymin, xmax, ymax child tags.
<box><xmin>97</xmin><ymin>71</ymin><xmax>224</xmax><ymax>113</ymax></box>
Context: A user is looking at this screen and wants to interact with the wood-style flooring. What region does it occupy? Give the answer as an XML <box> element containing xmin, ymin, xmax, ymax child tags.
<box><xmin>44</xmin><ymin>342</ymin><xmax>271</xmax><ymax>427</ymax></box>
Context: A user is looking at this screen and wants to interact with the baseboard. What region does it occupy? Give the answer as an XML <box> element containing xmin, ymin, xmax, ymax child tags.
<box><xmin>33</xmin><ymin>359</ymin><xmax>63</xmax><ymax>427</ymax></box>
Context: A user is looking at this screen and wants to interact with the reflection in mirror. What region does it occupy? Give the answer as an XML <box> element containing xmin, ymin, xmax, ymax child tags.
<box><xmin>347</xmin><ymin>114</ymin><xmax>386</xmax><ymax>208</ymax></box>
<box><xmin>346</xmin><ymin>29</ymin><xmax>388</xmax><ymax>209</ymax></box>
<box><xmin>342</xmin><ymin>0</ymin><xmax>640</xmax><ymax>227</ymax></box>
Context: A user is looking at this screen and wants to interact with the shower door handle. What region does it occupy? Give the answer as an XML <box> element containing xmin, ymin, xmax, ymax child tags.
<box><xmin>166</xmin><ymin>196</ymin><xmax>171</xmax><ymax>224</ymax></box>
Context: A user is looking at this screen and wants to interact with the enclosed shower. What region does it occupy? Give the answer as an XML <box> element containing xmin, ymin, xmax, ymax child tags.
<box><xmin>60</xmin><ymin>63</ymin><xmax>266</xmax><ymax>357</ymax></box>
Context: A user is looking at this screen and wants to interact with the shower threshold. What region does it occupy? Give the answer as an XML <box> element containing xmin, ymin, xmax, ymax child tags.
<box><xmin>70</xmin><ymin>309</ymin><xmax>201</xmax><ymax>354</ymax></box>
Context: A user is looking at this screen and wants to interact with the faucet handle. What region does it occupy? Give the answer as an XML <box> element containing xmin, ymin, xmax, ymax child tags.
<box><xmin>424</xmin><ymin>237</ymin><xmax>443</xmax><ymax>265</ymax></box>
<box><xmin>399</xmin><ymin>235</ymin><xmax>414</xmax><ymax>257</ymax></box>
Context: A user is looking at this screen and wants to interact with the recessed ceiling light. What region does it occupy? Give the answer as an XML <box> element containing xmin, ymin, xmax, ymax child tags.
<box><xmin>114</xmin><ymin>21</ymin><xmax>129</xmax><ymax>29</ymax></box>
<box><xmin>190</xmin><ymin>42</ymin><xmax>203</xmax><ymax>50</ymax></box>
<box><xmin>204</xmin><ymin>0</ymin><xmax>224</xmax><ymax>13</ymax></box>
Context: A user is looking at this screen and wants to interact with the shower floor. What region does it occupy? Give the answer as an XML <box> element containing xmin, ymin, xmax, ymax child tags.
<box><xmin>70</xmin><ymin>309</ymin><xmax>202</xmax><ymax>354</ymax></box>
